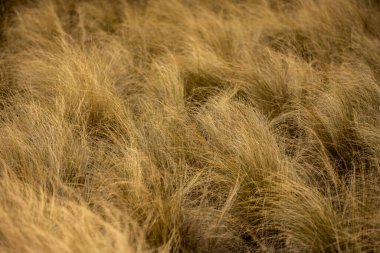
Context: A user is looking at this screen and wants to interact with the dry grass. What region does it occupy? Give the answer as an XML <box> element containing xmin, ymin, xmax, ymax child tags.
<box><xmin>0</xmin><ymin>0</ymin><xmax>379</xmax><ymax>252</ymax></box>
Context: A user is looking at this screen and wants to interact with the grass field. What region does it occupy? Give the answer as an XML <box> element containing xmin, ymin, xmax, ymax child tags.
<box><xmin>0</xmin><ymin>0</ymin><xmax>379</xmax><ymax>252</ymax></box>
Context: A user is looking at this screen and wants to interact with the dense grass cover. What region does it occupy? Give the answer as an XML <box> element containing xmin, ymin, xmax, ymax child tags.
<box><xmin>0</xmin><ymin>0</ymin><xmax>379</xmax><ymax>252</ymax></box>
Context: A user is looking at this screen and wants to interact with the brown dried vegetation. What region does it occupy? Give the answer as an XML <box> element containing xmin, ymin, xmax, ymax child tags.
<box><xmin>0</xmin><ymin>0</ymin><xmax>379</xmax><ymax>252</ymax></box>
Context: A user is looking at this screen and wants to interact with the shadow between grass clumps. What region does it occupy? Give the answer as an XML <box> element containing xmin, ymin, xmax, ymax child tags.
<box><xmin>183</xmin><ymin>70</ymin><xmax>229</xmax><ymax>106</ymax></box>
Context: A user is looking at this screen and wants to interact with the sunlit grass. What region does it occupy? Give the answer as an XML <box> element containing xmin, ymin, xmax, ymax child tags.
<box><xmin>0</xmin><ymin>0</ymin><xmax>379</xmax><ymax>252</ymax></box>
